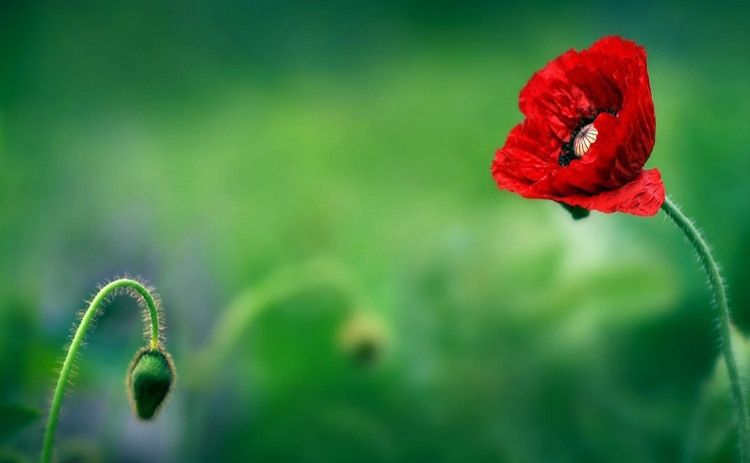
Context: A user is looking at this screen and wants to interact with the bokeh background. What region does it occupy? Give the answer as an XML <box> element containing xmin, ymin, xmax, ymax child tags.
<box><xmin>1</xmin><ymin>1</ymin><xmax>749</xmax><ymax>462</ymax></box>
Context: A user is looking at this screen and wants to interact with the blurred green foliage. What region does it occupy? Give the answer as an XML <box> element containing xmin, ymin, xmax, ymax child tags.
<box><xmin>1</xmin><ymin>1</ymin><xmax>749</xmax><ymax>462</ymax></box>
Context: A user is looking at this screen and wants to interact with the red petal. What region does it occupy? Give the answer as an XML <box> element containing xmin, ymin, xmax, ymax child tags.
<box><xmin>555</xmin><ymin>168</ymin><xmax>665</xmax><ymax>216</ymax></box>
<box><xmin>519</xmin><ymin>50</ymin><xmax>594</xmax><ymax>141</ymax></box>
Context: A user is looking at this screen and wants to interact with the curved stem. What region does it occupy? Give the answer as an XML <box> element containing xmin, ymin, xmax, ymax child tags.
<box><xmin>661</xmin><ymin>196</ymin><xmax>749</xmax><ymax>461</ymax></box>
<box><xmin>178</xmin><ymin>259</ymin><xmax>363</xmax><ymax>461</ymax></box>
<box><xmin>192</xmin><ymin>258</ymin><xmax>360</xmax><ymax>386</ymax></box>
<box><xmin>41</xmin><ymin>278</ymin><xmax>161</xmax><ymax>463</ymax></box>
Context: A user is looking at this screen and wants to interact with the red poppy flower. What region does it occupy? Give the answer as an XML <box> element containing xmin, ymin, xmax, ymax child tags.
<box><xmin>491</xmin><ymin>36</ymin><xmax>664</xmax><ymax>217</ymax></box>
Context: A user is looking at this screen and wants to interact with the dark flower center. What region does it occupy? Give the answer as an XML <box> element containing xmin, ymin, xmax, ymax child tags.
<box><xmin>558</xmin><ymin>108</ymin><xmax>617</xmax><ymax>167</ymax></box>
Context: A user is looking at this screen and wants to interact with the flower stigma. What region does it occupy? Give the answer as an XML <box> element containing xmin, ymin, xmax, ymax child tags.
<box><xmin>558</xmin><ymin>108</ymin><xmax>616</xmax><ymax>167</ymax></box>
<box><xmin>574</xmin><ymin>124</ymin><xmax>598</xmax><ymax>158</ymax></box>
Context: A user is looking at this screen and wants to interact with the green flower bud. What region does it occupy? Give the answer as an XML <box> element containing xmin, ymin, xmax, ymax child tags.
<box><xmin>338</xmin><ymin>310</ymin><xmax>388</xmax><ymax>367</ymax></box>
<box><xmin>127</xmin><ymin>347</ymin><xmax>175</xmax><ymax>420</ymax></box>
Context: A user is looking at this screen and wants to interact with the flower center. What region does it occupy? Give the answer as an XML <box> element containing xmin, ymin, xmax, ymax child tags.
<box><xmin>558</xmin><ymin>108</ymin><xmax>617</xmax><ymax>167</ymax></box>
<box><xmin>574</xmin><ymin>124</ymin><xmax>597</xmax><ymax>157</ymax></box>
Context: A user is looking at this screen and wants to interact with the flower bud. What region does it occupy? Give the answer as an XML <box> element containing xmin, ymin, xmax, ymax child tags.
<box><xmin>127</xmin><ymin>347</ymin><xmax>175</xmax><ymax>420</ymax></box>
<box><xmin>338</xmin><ymin>310</ymin><xmax>388</xmax><ymax>367</ymax></box>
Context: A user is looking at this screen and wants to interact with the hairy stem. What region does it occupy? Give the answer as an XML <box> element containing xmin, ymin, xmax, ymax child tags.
<box><xmin>41</xmin><ymin>278</ymin><xmax>161</xmax><ymax>463</ymax></box>
<box><xmin>661</xmin><ymin>196</ymin><xmax>749</xmax><ymax>461</ymax></box>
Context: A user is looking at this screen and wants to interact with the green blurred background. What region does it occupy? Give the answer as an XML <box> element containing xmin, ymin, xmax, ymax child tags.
<box><xmin>1</xmin><ymin>1</ymin><xmax>749</xmax><ymax>462</ymax></box>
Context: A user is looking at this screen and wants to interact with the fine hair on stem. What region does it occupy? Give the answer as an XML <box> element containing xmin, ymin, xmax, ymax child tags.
<box><xmin>41</xmin><ymin>276</ymin><xmax>172</xmax><ymax>463</ymax></box>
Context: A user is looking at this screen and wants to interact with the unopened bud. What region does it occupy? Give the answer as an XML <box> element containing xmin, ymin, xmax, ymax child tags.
<box><xmin>127</xmin><ymin>347</ymin><xmax>175</xmax><ymax>420</ymax></box>
<box><xmin>338</xmin><ymin>310</ymin><xmax>388</xmax><ymax>367</ymax></box>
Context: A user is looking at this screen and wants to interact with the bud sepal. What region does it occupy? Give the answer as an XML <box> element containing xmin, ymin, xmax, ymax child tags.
<box><xmin>127</xmin><ymin>347</ymin><xmax>176</xmax><ymax>420</ymax></box>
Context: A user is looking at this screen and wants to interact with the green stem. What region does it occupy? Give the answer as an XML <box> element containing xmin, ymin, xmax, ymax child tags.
<box><xmin>178</xmin><ymin>259</ymin><xmax>364</xmax><ymax>461</ymax></box>
<box><xmin>661</xmin><ymin>196</ymin><xmax>749</xmax><ymax>461</ymax></box>
<box><xmin>41</xmin><ymin>278</ymin><xmax>161</xmax><ymax>463</ymax></box>
<box><xmin>192</xmin><ymin>259</ymin><xmax>360</xmax><ymax>385</ymax></box>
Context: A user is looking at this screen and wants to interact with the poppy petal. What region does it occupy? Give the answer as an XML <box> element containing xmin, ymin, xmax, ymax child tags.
<box><xmin>554</xmin><ymin>168</ymin><xmax>666</xmax><ymax>216</ymax></box>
